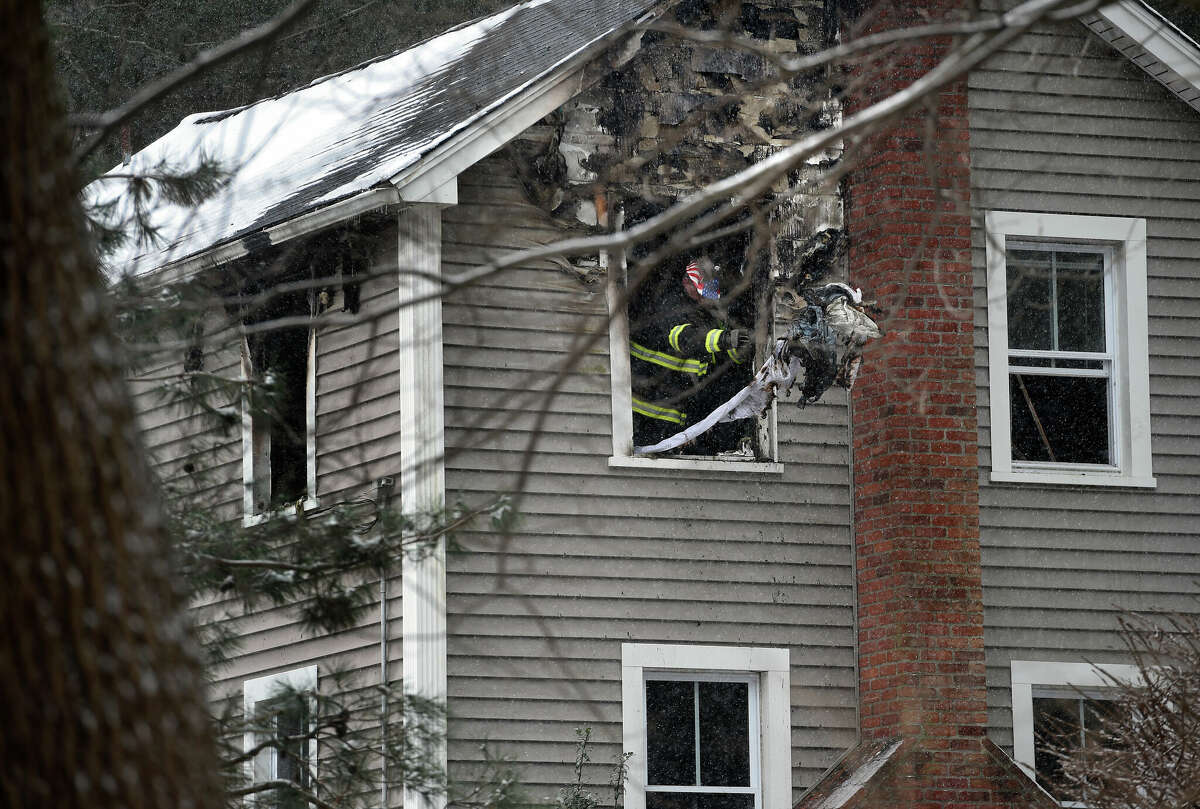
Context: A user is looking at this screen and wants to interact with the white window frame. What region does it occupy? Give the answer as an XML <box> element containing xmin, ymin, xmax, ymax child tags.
<box><xmin>985</xmin><ymin>211</ymin><xmax>1155</xmax><ymax>488</ymax></box>
<box><xmin>605</xmin><ymin>246</ymin><xmax>784</xmax><ymax>475</ymax></box>
<box><xmin>241</xmin><ymin>328</ymin><xmax>319</xmax><ymax>525</ymax></box>
<box><xmin>243</xmin><ymin>665</ymin><xmax>319</xmax><ymax>793</ymax></box>
<box><xmin>1010</xmin><ymin>659</ymin><xmax>1140</xmax><ymax>805</ymax></box>
<box><xmin>621</xmin><ymin>643</ymin><xmax>791</xmax><ymax>809</ymax></box>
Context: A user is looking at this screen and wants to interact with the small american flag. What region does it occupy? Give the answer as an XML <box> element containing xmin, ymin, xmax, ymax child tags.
<box><xmin>685</xmin><ymin>261</ymin><xmax>720</xmax><ymax>299</ymax></box>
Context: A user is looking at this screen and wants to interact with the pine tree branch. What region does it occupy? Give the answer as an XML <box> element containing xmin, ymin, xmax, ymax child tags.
<box><xmin>228</xmin><ymin>780</ymin><xmax>341</xmax><ymax>809</ymax></box>
<box><xmin>70</xmin><ymin>0</ymin><xmax>317</xmax><ymax>165</ymax></box>
<box><xmin>193</xmin><ymin>554</ymin><xmax>332</xmax><ymax>574</ymax></box>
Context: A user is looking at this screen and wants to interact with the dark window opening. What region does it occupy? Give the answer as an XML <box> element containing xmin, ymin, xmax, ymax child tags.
<box><xmin>1009</xmin><ymin>375</ymin><xmax>1110</xmax><ymax>464</ymax></box>
<box><xmin>245</xmin><ymin>286</ymin><xmax>311</xmax><ymax>511</ymax></box>
<box><xmin>645</xmin><ymin>677</ymin><xmax>755</xmax><ymax>808</ymax></box>
<box><xmin>625</xmin><ymin>209</ymin><xmax>766</xmax><ymax>456</ymax></box>
<box><xmin>1033</xmin><ymin>693</ymin><xmax>1123</xmax><ymax>803</ymax></box>
<box><xmin>1007</xmin><ymin>249</ymin><xmax>1105</xmax><ymax>354</ymax></box>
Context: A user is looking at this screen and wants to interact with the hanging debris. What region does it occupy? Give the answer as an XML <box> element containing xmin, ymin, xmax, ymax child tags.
<box><xmin>788</xmin><ymin>282</ymin><xmax>883</xmax><ymax>405</ymax></box>
<box><xmin>635</xmin><ymin>282</ymin><xmax>882</xmax><ymax>455</ymax></box>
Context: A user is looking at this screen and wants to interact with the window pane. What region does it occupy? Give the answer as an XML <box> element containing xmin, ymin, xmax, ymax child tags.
<box><xmin>1033</xmin><ymin>696</ymin><xmax>1082</xmax><ymax>799</ymax></box>
<box><xmin>1055</xmin><ymin>251</ymin><xmax>1105</xmax><ymax>353</ymax></box>
<box><xmin>647</xmin><ymin>794</ymin><xmax>756</xmax><ymax>809</ymax></box>
<box><xmin>1009</xmin><ymin>374</ymin><xmax>1110</xmax><ymax>464</ymax></box>
<box><xmin>1007</xmin><ymin>250</ymin><xmax>1052</xmax><ymax>351</ymax></box>
<box><xmin>1052</xmin><ymin>358</ymin><xmax>1104</xmax><ymax>371</ymax></box>
<box><xmin>647</xmin><ymin>680</ymin><xmax>697</xmax><ymax>786</ymax></box>
<box><xmin>698</xmin><ymin>682</ymin><xmax>751</xmax><ymax>787</ymax></box>
<box><xmin>1083</xmin><ymin>698</ymin><xmax>1126</xmax><ymax>751</ymax></box>
<box><xmin>267</xmin><ymin>325</ymin><xmax>310</xmax><ymax>505</ymax></box>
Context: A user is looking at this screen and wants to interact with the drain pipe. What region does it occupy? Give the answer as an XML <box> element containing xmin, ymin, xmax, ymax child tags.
<box><xmin>376</xmin><ymin>476</ymin><xmax>395</xmax><ymax>807</ymax></box>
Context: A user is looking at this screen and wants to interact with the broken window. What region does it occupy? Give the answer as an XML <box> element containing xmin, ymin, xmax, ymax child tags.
<box><xmin>1005</xmin><ymin>245</ymin><xmax>1113</xmax><ymax>465</ymax></box>
<box><xmin>620</xmin><ymin>207</ymin><xmax>767</xmax><ymax>460</ymax></box>
<box><xmin>242</xmin><ymin>285</ymin><xmax>315</xmax><ymax>515</ymax></box>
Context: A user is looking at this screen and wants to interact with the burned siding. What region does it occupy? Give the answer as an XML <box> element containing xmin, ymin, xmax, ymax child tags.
<box><xmin>439</xmin><ymin>4</ymin><xmax>858</xmax><ymax>798</ymax></box>
<box><xmin>131</xmin><ymin>236</ymin><xmax>405</xmax><ymax>722</ymax></box>
<box><xmin>509</xmin><ymin>0</ymin><xmax>843</xmax><ymax>275</ymax></box>
<box><xmin>214</xmin><ymin>240</ymin><xmax>405</xmax><ymax>707</ymax></box>
<box><xmin>968</xmin><ymin>18</ymin><xmax>1200</xmax><ymax>752</ymax></box>
<box><xmin>441</xmin><ymin>156</ymin><xmax>857</xmax><ymax>803</ymax></box>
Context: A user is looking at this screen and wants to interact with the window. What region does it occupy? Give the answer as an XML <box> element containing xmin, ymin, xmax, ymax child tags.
<box><xmin>241</xmin><ymin>285</ymin><xmax>317</xmax><ymax>519</ymax></box>
<box><xmin>621</xmin><ymin>644</ymin><xmax>791</xmax><ymax>809</ymax></box>
<box><xmin>1011</xmin><ymin>660</ymin><xmax>1138</xmax><ymax>806</ymax></box>
<box><xmin>243</xmin><ymin>666</ymin><xmax>318</xmax><ymax>806</ymax></box>
<box><xmin>985</xmin><ymin>212</ymin><xmax>1154</xmax><ymax>487</ymax></box>
<box><xmin>606</xmin><ymin>208</ymin><xmax>782</xmax><ymax>474</ymax></box>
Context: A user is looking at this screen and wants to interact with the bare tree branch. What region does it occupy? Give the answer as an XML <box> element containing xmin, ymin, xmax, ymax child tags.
<box><xmin>70</xmin><ymin>0</ymin><xmax>317</xmax><ymax>165</ymax></box>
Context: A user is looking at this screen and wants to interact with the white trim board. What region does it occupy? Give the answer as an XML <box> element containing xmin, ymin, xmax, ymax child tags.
<box><xmin>1009</xmin><ymin>660</ymin><xmax>1141</xmax><ymax>780</ymax></box>
<box><xmin>983</xmin><ymin>210</ymin><xmax>1155</xmax><ymax>489</ymax></box>
<box><xmin>397</xmin><ymin>204</ymin><xmax>448</xmax><ymax>809</ymax></box>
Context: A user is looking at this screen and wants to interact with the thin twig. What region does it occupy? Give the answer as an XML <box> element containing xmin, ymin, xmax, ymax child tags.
<box><xmin>70</xmin><ymin>0</ymin><xmax>317</xmax><ymax>164</ymax></box>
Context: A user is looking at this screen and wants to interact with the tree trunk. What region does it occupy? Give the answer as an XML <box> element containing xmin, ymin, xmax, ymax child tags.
<box><xmin>0</xmin><ymin>3</ymin><xmax>223</xmax><ymax>808</ymax></box>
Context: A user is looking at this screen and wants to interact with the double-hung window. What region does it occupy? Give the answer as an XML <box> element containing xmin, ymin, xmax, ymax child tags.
<box><xmin>621</xmin><ymin>644</ymin><xmax>791</xmax><ymax>809</ymax></box>
<box><xmin>1011</xmin><ymin>661</ymin><xmax>1138</xmax><ymax>807</ymax></box>
<box><xmin>1004</xmin><ymin>243</ymin><xmax>1113</xmax><ymax>465</ymax></box>
<box><xmin>985</xmin><ymin>212</ymin><xmax>1154</xmax><ymax>487</ymax></box>
<box><xmin>644</xmin><ymin>672</ymin><xmax>760</xmax><ymax>807</ymax></box>
<box><xmin>243</xmin><ymin>666</ymin><xmax>318</xmax><ymax>807</ymax></box>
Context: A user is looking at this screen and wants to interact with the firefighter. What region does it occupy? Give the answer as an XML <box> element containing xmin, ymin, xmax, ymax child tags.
<box><xmin>629</xmin><ymin>256</ymin><xmax>752</xmax><ymax>450</ymax></box>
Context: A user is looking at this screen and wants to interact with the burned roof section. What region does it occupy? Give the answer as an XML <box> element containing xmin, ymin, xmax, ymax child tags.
<box><xmin>86</xmin><ymin>0</ymin><xmax>659</xmax><ymax>275</ymax></box>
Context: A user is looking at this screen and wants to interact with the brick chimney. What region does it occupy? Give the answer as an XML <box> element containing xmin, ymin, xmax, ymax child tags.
<box><xmin>846</xmin><ymin>0</ymin><xmax>984</xmax><ymax>749</ymax></box>
<box><xmin>795</xmin><ymin>2</ymin><xmax>1056</xmax><ymax>806</ymax></box>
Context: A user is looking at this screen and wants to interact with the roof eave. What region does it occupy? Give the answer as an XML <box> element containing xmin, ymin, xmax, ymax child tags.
<box><xmin>1084</xmin><ymin>0</ymin><xmax>1200</xmax><ymax>112</ymax></box>
<box><xmin>136</xmin><ymin>5</ymin><xmax>660</xmax><ymax>281</ymax></box>
<box><xmin>388</xmin><ymin>16</ymin><xmax>655</xmax><ymax>201</ymax></box>
<box><xmin>126</xmin><ymin>185</ymin><xmax>402</xmax><ymax>287</ymax></box>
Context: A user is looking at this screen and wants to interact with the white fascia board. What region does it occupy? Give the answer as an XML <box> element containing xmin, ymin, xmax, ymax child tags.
<box><xmin>135</xmin><ymin>186</ymin><xmax>401</xmax><ymax>286</ymax></box>
<box><xmin>387</xmin><ymin>9</ymin><xmax>661</xmax><ymax>199</ymax></box>
<box><xmin>1092</xmin><ymin>2</ymin><xmax>1200</xmax><ymax>108</ymax></box>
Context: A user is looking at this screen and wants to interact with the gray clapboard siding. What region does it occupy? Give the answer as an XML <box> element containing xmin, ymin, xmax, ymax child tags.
<box><xmin>128</xmin><ymin>244</ymin><xmax>408</xmax><ymax>725</ymax></box>
<box><xmin>970</xmin><ymin>14</ymin><xmax>1200</xmax><ymax>755</ymax></box>
<box><xmin>315</xmin><ymin>244</ymin><xmax>404</xmax><ymax>504</ymax></box>
<box><xmin>440</xmin><ymin>156</ymin><xmax>856</xmax><ymax>801</ymax></box>
<box><xmin>207</xmin><ymin>240</ymin><xmax>409</xmax><ymax>698</ymax></box>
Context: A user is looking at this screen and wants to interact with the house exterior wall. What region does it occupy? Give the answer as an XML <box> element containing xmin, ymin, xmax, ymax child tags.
<box><xmin>133</xmin><ymin>238</ymin><xmax>405</xmax><ymax>707</ymax></box>
<box><xmin>440</xmin><ymin>156</ymin><xmax>858</xmax><ymax>803</ymax></box>
<box><xmin>968</xmin><ymin>16</ymin><xmax>1200</xmax><ymax>752</ymax></box>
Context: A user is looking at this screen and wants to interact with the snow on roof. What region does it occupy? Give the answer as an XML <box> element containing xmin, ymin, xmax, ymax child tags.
<box><xmin>86</xmin><ymin>0</ymin><xmax>656</xmax><ymax>275</ymax></box>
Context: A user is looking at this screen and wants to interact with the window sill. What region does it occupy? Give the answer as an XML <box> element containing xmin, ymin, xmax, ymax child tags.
<box><xmin>609</xmin><ymin>456</ymin><xmax>784</xmax><ymax>474</ymax></box>
<box><xmin>243</xmin><ymin>497</ymin><xmax>321</xmax><ymax>527</ymax></box>
<box><xmin>990</xmin><ymin>470</ymin><xmax>1156</xmax><ymax>488</ymax></box>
